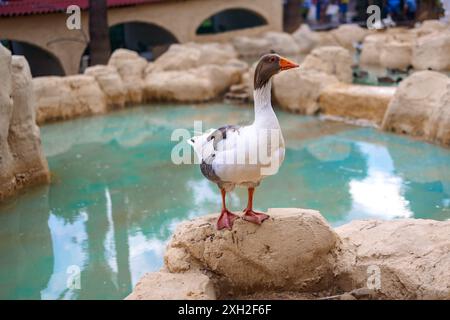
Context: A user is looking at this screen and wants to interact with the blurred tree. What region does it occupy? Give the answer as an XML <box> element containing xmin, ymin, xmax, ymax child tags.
<box><xmin>417</xmin><ymin>0</ymin><xmax>444</xmax><ymax>20</ymax></box>
<box><xmin>284</xmin><ymin>0</ymin><xmax>303</xmax><ymax>33</ymax></box>
<box><xmin>89</xmin><ymin>0</ymin><xmax>111</xmax><ymax>66</ymax></box>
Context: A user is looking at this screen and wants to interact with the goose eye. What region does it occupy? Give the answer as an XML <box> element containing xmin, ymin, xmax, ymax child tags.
<box><xmin>269</xmin><ymin>57</ymin><xmax>276</xmax><ymax>63</ymax></box>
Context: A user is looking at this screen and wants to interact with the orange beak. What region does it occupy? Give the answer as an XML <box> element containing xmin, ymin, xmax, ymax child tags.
<box><xmin>279</xmin><ymin>57</ymin><xmax>299</xmax><ymax>71</ymax></box>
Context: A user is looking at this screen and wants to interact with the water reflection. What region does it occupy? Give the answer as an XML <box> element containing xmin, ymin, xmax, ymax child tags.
<box><xmin>0</xmin><ymin>104</ymin><xmax>449</xmax><ymax>300</ymax></box>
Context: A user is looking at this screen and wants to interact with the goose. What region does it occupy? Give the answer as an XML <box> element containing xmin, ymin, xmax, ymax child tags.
<box><xmin>188</xmin><ymin>54</ymin><xmax>299</xmax><ymax>230</ymax></box>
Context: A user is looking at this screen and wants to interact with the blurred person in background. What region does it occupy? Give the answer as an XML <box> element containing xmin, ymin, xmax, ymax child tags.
<box><xmin>404</xmin><ymin>0</ymin><xmax>417</xmax><ymax>20</ymax></box>
<box><xmin>340</xmin><ymin>0</ymin><xmax>350</xmax><ymax>22</ymax></box>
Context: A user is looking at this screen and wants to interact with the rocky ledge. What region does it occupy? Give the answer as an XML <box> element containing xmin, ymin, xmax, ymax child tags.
<box><xmin>127</xmin><ymin>208</ymin><xmax>450</xmax><ymax>300</ymax></box>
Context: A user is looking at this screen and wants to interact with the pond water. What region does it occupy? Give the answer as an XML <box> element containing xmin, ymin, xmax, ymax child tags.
<box><xmin>0</xmin><ymin>103</ymin><xmax>449</xmax><ymax>300</ymax></box>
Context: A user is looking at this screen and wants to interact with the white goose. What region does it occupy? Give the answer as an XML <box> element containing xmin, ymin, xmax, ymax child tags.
<box><xmin>188</xmin><ymin>54</ymin><xmax>299</xmax><ymax>230</ymax></box>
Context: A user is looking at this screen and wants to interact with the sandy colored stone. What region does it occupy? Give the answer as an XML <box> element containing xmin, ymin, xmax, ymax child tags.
<box><xmin>232</xmin><ymin>32</ymin><xmax>300</xmax><ymax>57</ymax></box>
<box><xmin>330</xmin><ymin>24</ymin><xmax>368</xmax><ymax>52</ymax></box>
<box><xmin>360</xmin><ymin>33</ymin><xmax>388</xmax><ymax>66</ymax></box>
<box><xmin>0</xmin><ymin>44</ymin><xmax>14</xmax><ymax>198</ymax></box>
<box><xmin>148</xmin><ymin>42</ymin><xmax>238</xmax><ymax>72</ymax></box>
<box><xmin>126</xmin><ymin>272</ymin><xmax>216</xmax><ymax>300</ymax></box>
<box><xmin>165</xmin><ymin>208</ymin><xmax>340</xmax><ymax>296</ymax></box>
<box><xmin>292</xmin><ymin>24</ymin><xmax>320</xmax><ymax>54</ymax></box>
<box><xmin>319</xmin><ymin>83</ymin><xmax>396</xmax><ymax>124</ymax></box>
<box><xmin>302</xmin><ymin>46</ymin><xmax>353</xmax><ymax>83</ymax></box>
<box><xmin>108</xmin><ymin>49</ymin><xmax>147</xmax><ymax>104</ymax></box>
<box><xmin>145</xmin><ymin>61</ymin><xmax>245</xmax><ymax>102</ymax></box>
<box><xmin>382</xmin><ymin>70</ymin><xmax>450</xmax><ymax>147</ymax></box>
<box><xmin>273</xmin><ymin>68</ymin><xmax>339</xmax><ymax>114</ymax></box>
<box><xmin>34</xmin><ymin>75</ymin><xmax>107</xmax><ymax>124</ymax></box>
<box><xmin>316</xmin><ymin>31</ymin><xmax>341</xmax><ymax>48</ymax></box>
<box><xmin>380</xmin><ymin>40</ymin><xmax>413</xmax><ymax>70</ymax></box>
<box><xmin>336</xmin><ymin>219</ymin><xmax>450</xmax><ymax>299</ymax></box>
<box><xmin>9</xmin><ymin>56</ymin><xmax>50</xmax><ymax>186</ymax></box>
<box><xmin>84</xmin><ymin>65</ymin><xmax>126</xmax><ymax>109</ymax></box>
<box><xmin>0</xmin><ymin>45</ymin><xmax>49</xmax><ymax>200</ymax></box>
<box><xmin>263</xmin><ymin>31</ymin><xmax>301</xmax><ymax>56</ymax></box>
<box><xmin>412</xmin><ymin>31</ymin><xmax>450</xmax><ymax>71</ymax></box>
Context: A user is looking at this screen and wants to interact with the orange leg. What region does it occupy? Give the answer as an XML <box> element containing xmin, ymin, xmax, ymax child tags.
<box><xmin>216</xmin><ymin>188</ymin><xmax>239</xmax><ymax>231</ymax></box>
<box><xmin>242</xmin><ymin>187</ymin><xmax>270</xmax><ymax>225</ymax></box>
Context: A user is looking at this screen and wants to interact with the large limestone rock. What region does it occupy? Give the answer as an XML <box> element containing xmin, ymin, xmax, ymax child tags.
<box><xmin>144</xmin><ymin>43</ymin><xmax>247</xmax><ymax>102</ymax></box>
<box><xmin>148</xmin><ymin>42</ymin><xmax>238</xmax><ymax>72</ymax></box>
<box><xmin>0</xmin><ymin>44</ymin><xmax>14</xmax><ymax>198</ymax></box>
<box><xmin>125</xmin><ymin>272</ymin><xmax>216</xmax><ymax>300</ymax></box>
<box><xmin>382</xmin><ymin>71</ymin><xmax>450</xmax><ymax>147</ymax></box>
<box><xmin>0</xmin><ymin>44</ymin><xmax>49</xmax><ymax>200</ymax></box>
<box><xmin>129</xmin><ymin>207</ymin><xmax>450</xmax><ymax>300</ymax></box>
<box><xmin>84</xmin><ymin>65</ymin><xmax>126</xmax><ymax>109</ymax></box>
<box><xmin>336</xmin><ymin>219</ymin><xmax>450</xmax><ymax>299</ymax></box>
<box><xmin>380</xmin><ymin>40</ymin><xmax>413</xmax><ymax>70</ymax></box>
<box><xmin>164</xmin><ymin>209</ymin><xmax>340</xmax><ymax>296</ymax></box>
<box><xmin>330</xmin><ymin>24</ymin><xmax>368</xmax><ymax>52</ymax></box>
<box><xmin>145</xmin><ymin>61</ymin><xmax>245</xmax><ymax>102</ymax></box>
<box><xmin>319</xmin><ymin>83</ymin><xmax>396</xmax><ymax>125</ymax></box>
<box><xmin>360</xmin><ymin>33</ymin><xmax>389</xmax><ymax>66</ymax></box>
<box><xmin>412</xmin><ymin>31</ymin><xmax>450</xmax><ymax>71</ymax></box>
<box><xmin>232</xmin><ymin>32</ymin><xmax>300</xmax><ymax>57</ymax></box>
<box><xmin>302</xmin><ymin>46</ymin><xmax>353</xmax><ymax>83</ymax></box>
<box><xmin>108</xmin><ymin>49</ymin><xmax>147</xmax><ymax>104</ymax></box>
<box><xmin>34</xmin><ymin>75</ymin><xmax>107</xmax><ymax>124</ymax></box>
<box><xmin>273</xmin><ymin>68</ymin><xmax>339</xmax><ymax>114</ymax></box>
<box><xmin>292</xmin><ymin>24</ymin><xmax>320</xmax><ymax>54</ymax></box>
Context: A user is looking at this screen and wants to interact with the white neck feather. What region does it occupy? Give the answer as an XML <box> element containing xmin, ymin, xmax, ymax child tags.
<box><xmin>253</xmin><ymin>80</ymin><xmax>279</xmax><ymax>129</ymax></box>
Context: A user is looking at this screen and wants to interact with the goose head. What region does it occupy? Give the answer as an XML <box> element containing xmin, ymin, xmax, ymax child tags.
<box><xmin>254</xmin><ymin>53</ymin><xmax>299</xmax><ymax>90</ymax></box>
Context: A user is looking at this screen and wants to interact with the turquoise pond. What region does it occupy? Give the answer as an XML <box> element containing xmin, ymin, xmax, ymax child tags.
<box><xmin>0</xmin><ymin>103</ymin><xmax>449</xmax><ymax>300</ymax></box>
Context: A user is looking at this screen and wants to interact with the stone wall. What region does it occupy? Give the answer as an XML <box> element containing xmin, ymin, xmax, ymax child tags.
<box><xmin>0</xmin><ymin>44</ymin><xmax>50</xmax><ymax>201</ymax></box>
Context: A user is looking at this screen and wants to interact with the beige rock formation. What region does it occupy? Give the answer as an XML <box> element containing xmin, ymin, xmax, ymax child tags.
<box><xmin>292</xmin><ymin>24</ymin><xmax>320</xmax><ymax>54</ymax></box>
<box><xmin>128</xmin><ymin>208</ymin><xmax>450</xmax><ymax>300</ymax></box>
<box><xmin>330</xmin><ymin>24</ymin><xmax>368</xmax><ymax>53</ymax></box>
<box><xmin>273</xmin><ymin>68</ymin><xmax>339</xmax><ymax>114</ymax></box>
<box><xmin>379</xmin><ymin>40</ymin><xmax>413</xmax><ymax>70</ymax></box>
<box><xmin>382</xmin><ymin>71</ymin><xmax>450</xmax><ymax>147</ymax></box>
<box><xmin>165</xmin><ymin>208</ymin><xmax>340</xmax><ymax>296</ymax></box>
<box><xmin>360</xmin><ymin>33</ymin><xmax>388</xmax><ymax>66</ymax></box>
<box><xmin>336</xmin><ymin>219</ymin><xmax>450</xmax><ymax>299</ymax></box>
<box><xmin>34</xmin><ymin>75</ymin><xmax>107</xmax><ymax>124</ymax></box>
<box><xmin>147</xmin><ymin>42</ymin><xmax>238</xmax><ymax>72</ymax></box>
<box><xmin>412</xmin><ymin>31</ymin><xmax>450</xmax><ymax>71</ymax></box>
<box><xmin>144</xmin><ymin>43</ymin><xmax>247</xmax><ymax>102</ymax></box>
<box><xmin>84</xmin><ymin>65</ymin><xmax>126</xmax><ymax>109</ymax></box>
<box><xmin>108</xmin><ymin>49</ymin><xmax>147</xmax><ymax>104</ymax></box>
<box><xmin>125</xmin><ymin>272</ymin><xmax>216</xmax><ymax>300</ymax></box>
<box><xmin>232</xmin><ymin>32</ymin><xmax>300</xmax><ymax>57</ymax></box>
<box><xmin>302</xmin><ymin>46</ymin><xmax>353</xmax><ymax>83</ymax></box>
<box><xmin>0</xmin><ymin>44</ymin><xmax>49</xmax><ymax>200</ymax></box>
<box><xmin>319</xmin><ymin>83</ymin><xmax>396</xmax><ymax>125</ymax></box>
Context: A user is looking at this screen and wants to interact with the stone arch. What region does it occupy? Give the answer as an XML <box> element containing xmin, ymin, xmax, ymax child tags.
<box><xmin>108</xmin><ymin>21</ymin><xmax>179</xmax><ymax>60</ymax></box>
<box><xmin>0</xmin><ymin>39</ymin><xmax>65</xmax><ymax>77</ymax></box>
<box><xmin>196</xmin><ymin>8</ymin><xmax>268</xmax><ymax>34</ymax></box>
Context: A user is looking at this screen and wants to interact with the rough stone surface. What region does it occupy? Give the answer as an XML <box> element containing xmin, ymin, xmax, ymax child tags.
<box><xmin>302</xmin><ymin>46</ymin><xmax>353</xmax><ymax>83</ymax></box>
<box><xmin>380</xmin><ymin>40</ymin><xmax>413</xmax><ymax>70</ymax></box>
<box><xmin>273</xmin><ymin>68</ymin><xmax>339</xmax><ymax>114</ymax></box>
<box><xmin>412</xmin><ymin>31</ymin><xmax>450</xmax><ymax>71</ymax></box>
<box><xmin>164</xmin><ymin>208</ymin><xmax>341</xmax><ymax>296</ymax></box>
<box><xmin>0</xmin><ymin>45</ymin><xmax>49</xmax><ymax>200</ymax></box>
<box><xmin>147</xmin><ymin>42</ymin><xmax>238</xmax><ymax>72</ymax></box>
<box><xmin>108</xmin><ymin>49</ymin><xmax>147</xmax><ymax>104</ymax></box>
<box><xmin>292</xmin><ymin>24</ymin><xmax>320</xmax><ymax>54</ymax></box>
<box><xmin>129</xmin><ymin>207</ymin><xmax>450</xmax><ymax>300</ymax></box>
<box><xmin>382</xmin><ymin>71</ymin><xmax>450</xmax><ymax>147</ymax></box>
<box><xmin>84</xmin><ymin>65</ymin><xmax>126</xmax><ymax>109</ymax></box>
<box><xmin>144</xmin><ymin>43</ymin><xmax>246</xmax><ymax>102</ymax></box>
<box><xmin>360</xmin><ymin>33</ymin><xmax>388</xmax><ymax>66</ymax></box>
<box><xmin>126</xmin><ymin>272</ymin><xmax>216</xmax><ymax>300</ymax></box>
<box><xmin>232</xmin><ymin>32</ymin><xmax>300</xmax><ymax>57</ymax></box>
<box><xmin>330</xmin><ymin>24</ymin><xmax>368</xmax><ymax>52</ymax></box>
<box><xmin>319</xmin><ymin>83</ymin><xmax>397</xmax><ymax>124</ymax></box>
<box><xmin>336</xmin><ymin>219</ymin><xmax>450</xmax><ymax>299</ymax></box>
<box><xmin>34</xmin><ymin>75</ymin><xmax>108</xmax><ymax>124</ymax></box>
